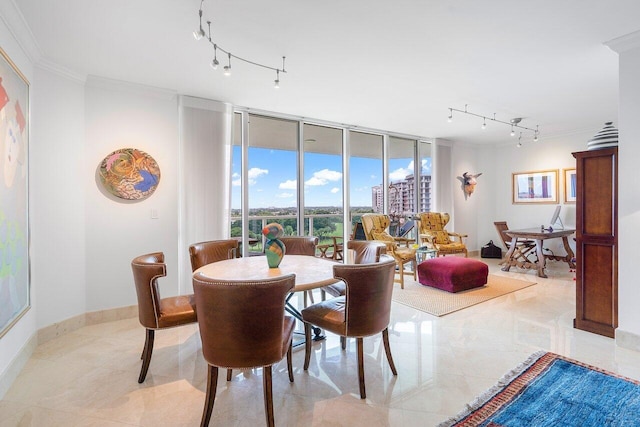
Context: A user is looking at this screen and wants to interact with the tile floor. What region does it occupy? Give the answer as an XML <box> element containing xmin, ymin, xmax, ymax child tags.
<box><xmin>2</xmin><ymin>257</ymin><xmax>640</xmax><ymax>426</ymax></box>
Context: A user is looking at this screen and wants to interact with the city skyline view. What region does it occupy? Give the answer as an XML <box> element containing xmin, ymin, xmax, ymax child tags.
<box><xmin>231</xmin><ymin>146</ymin><xmax>432</xmax><ymax>209</ymax></box>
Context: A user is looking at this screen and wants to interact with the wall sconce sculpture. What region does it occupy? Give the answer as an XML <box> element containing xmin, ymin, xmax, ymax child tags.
<box><xmin>459</xmin><ymin>172</ymin><xmax>482</xmax><ymax>199</ymax></box>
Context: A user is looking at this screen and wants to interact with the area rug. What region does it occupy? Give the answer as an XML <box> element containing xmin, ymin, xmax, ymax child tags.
<box><xmin>438</xmin><ymin>351</ymin><xmax>640</xmax><ymax>427</ymax></box>
<box><xmin>392</xmin><ymin>274</ymin><xmax>536</xmax><ymax>316</ymax></box>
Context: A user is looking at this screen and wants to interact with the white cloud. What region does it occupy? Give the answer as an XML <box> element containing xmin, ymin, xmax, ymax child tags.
<box><xmin>279</xmin><ymin>179</ymin><xmax>297</xmax><ymax>190</ymax></box>
<box><xmin>305</xmin><ymin>169</ymin><xmax>342</xmax><ymax>186</ymax></box>
<box><xmin>276</xmin><ymin>192</ymin><xmax>294</xmax><ymax>198</ymax></box>
<box><xmin>247</xmin><ymin>167</ymin><xmax>268</xmax><ymax>185</ymax></box>
<box><xmin>330</xmin><ymin>187</ymin><xmax>339</xmax><ymax>193</ymax></box>
<box><xmin>389</xmin><ymin>167</ymin><xmax>411</xmax><ymax>181</ymax></box>
<box><xmin>232</xmin><ymin>178</ymin><xmax>241</xmax><ymax>187</ymax></box>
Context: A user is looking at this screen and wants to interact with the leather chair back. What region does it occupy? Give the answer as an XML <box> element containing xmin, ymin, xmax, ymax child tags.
<box><xmin>193</xmin><ymin>273</ymin><xmax>296</xmax><ymax>368</ymax></box>
<box><xmin>131</xmin><ymin>252</ymin><xmax>166</xmax><ymax>329</ymax></box>
<box><xmin>347</xmin><ymin>240</ymin><xmax>387</xmax><ymax>264</ymax></box>
<box><xmin>189</xmin><ymin>239</ymin><xmax>239</xmax><ymax>272</ymax></box>
<box><xmin>279</xmin><ymin>236</ymin><xmax>318</xmax><ymax>256</ymax></box>
<box><xmin>333</xmin><ymin>258</ymin><xmax>396</xmax><ymax>337</ymax></box>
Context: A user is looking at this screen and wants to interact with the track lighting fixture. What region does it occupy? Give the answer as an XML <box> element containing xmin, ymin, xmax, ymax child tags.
<box><xmin>224</xmin><ymin>53</ymin><xmax>231</xmax><ymax>76</ymax></box>
<box><xmin>194</xmin><ymin>0</ymin><xmax>287</xmax><ymax>87</ymax></box>
<box><xmin>193</xmin><ymin>7</ymin><xmax>206</xmax><ymax>40</ymax></box>
<box><xmin>447</xmin><ymin>105</ymin><xmax>540</xmax><ymax>146</ymax></box>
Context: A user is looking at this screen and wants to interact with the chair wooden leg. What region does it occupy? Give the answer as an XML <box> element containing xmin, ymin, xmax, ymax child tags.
<box><xmin>263</xmin><ymin>365</ymin><xmax>275</xmax><ymax>427</ymax></box>
<box><xmin>287</xmin><ymin>342</ymin><xmax>294</xmax><ymax>382</ymax></box>
<box><xmin>200</xmin><ymin>365</ymin><xmax>218</xmax><ymax>427</ymax></box>
<box><xmin>356</xmin><ymin>337</ymin><xmax>366</xmax><ymax>399</ymax></box>
<box><xmin>226</xmin><ymin>369</ymin><xmax>232</xmax><ymax>381</ymax></box>
<box><xmin>303</xmin><ymin>323</ymin><xmax>312</xmax><ymax>370</ymax></box>
<box><xmin>382</xmin><ymin>328</ymin><xmax>397</xmax><ymax>375</ymax></box>
<box><xmin>320</xmin><ymin>289</ymin><xmax>326</xmax><ymax>301</ymax></box>
<box><xmin>399</xmin><ymin>265</ymin><xmax>405</xmax><ymax>289</ymax></box>
<box><xmin>340</xmin><ymin>336</ymin><xmax>346</xmax><ymax>350</ymax></box>
<box><xmin>138</xmin><ymin>329</ymin><xmax>154</xmax><ymax>383</ymax></box>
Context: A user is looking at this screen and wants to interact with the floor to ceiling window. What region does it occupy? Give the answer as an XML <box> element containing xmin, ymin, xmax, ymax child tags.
<box><xmin>348</xmin><ymin>131</ymin><xmax>384</xmax><ymax>236</ymax></box>
<box><xmin>303</xmin><ymin>124</ymin><xmax>344</xmax><ymax>248</ymax></box>
<box><xmin>388</xmin><ymin>136</ymin><xmax>417</xmax><ymax>237</ymax></box>
<box><xmin>231</xmin><ymin>113</ymin><xmax>299</xmax><ymax>255</ymax></box>
<box><xmin>231</xmin><ymin>110</ymin><xmax>431</xmax><ymax>253</ymax></box>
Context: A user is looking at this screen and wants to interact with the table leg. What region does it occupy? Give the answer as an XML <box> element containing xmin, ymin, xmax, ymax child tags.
<box><xmin>500</xmin><ymin>237</ymin><xmax>518</xmax><ymax>272</ymax></box>
<box><xmin>534</xmin><ymin>239</ymin><xmax>548</xmax><ymax>278</ymax></box>
<box><xmin>285</xmin><ymin>293</ymin><xmax>325</xmax><ymax>345</ymax></box>
<box><xmin>562</xmin><ymin>236</ymin><xmax>576</xmax><ymax>269</ymax></box>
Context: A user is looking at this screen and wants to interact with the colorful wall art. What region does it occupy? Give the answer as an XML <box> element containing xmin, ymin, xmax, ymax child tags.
<box><xmin>0</xmin><ymin>48</ymin><xmax>30</xmax><ymax>338</ymax></box>
<box><xmin>98</xmin><ymin>148</ymin><xmax>161</xmax><ymax>200</ymax></box>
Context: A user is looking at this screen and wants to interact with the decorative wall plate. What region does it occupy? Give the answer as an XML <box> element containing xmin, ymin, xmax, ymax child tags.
<box><xmin>99</xmin><ymin>148</ymin><xmax>160</xmax><ymax>200</ymax></box>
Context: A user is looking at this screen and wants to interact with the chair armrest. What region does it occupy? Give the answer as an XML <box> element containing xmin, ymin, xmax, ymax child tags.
<box><xmin>393</xmin><ymin>237</ymin><xmax>412</xmax><ymax>247</ymax></box>
<box><xmin>448</xmin><ymin>232</ymin><xmax>468</xmax><ymax>243</ymax></box>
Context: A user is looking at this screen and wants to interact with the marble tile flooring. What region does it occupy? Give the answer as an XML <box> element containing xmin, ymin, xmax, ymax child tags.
<box><xmin>2</xmin><ymin>257</ymin><xmax>640</xmax><ymax>426</ymax></box>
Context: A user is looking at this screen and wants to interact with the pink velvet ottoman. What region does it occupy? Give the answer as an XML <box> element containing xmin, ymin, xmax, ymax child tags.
<box><xmin>417</xmin><ymin>257</ymin><xmax>488</xmax><ymax>293</ymax></box>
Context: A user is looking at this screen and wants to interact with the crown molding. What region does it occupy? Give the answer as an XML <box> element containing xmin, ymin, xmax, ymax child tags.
<box><xmin>86</xmin><ymin>75</ymin><xmax>177</xmax><ymax>101</ymax></box>
<box><xmin>605</xmin><ymin>30</ymin><xmax>640</xmax><ymax>54</ymax></box>
<box><xmin>35</xmin><ymin>58</ymin><xmax>85</xmax><ymax>84</ymax></box>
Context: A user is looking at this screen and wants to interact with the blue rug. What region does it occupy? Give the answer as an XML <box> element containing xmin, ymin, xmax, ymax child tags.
<box><xmin>439</xmin><ymin>351</ymin><xmax>640</xmax><ymax>426</ymax></box>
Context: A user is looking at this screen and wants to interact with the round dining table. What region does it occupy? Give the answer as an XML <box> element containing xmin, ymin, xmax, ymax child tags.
<box><xmin>194</xmin><ymin>255</ymin><xmax>341</xmax><ymax>343</ymax></box>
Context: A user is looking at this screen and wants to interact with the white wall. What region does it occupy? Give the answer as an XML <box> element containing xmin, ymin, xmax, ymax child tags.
<box><xmin>84</xmin><ymin>77</ymin><xmax>180</xmax><ymax>310</ymax></box>
<box><xmin>474</xmin><ymin>132</ymin><xmax>590</xmax><ymax>255</ymax></box>
<box><xmin>614</xmin><ymin>34</ymin><xmax>640</xmax><ymax>347</ymax></box>
<box><xmin>30</xmin><ymin>67</ymin><xmax>86</xmax><ymax>328</ymax></box>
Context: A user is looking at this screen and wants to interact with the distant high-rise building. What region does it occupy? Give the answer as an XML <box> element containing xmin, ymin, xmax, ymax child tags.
<box><xmin>371</xmin><ymin>174</ymin><xmax>431</xmax><ymax>215</ymax></box>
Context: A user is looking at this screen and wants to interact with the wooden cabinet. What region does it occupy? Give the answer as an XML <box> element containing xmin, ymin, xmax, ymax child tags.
<box><xmin>573</xmin><ymin>147</ymin><xmax>617</xmax><ymax>338</ymax></box>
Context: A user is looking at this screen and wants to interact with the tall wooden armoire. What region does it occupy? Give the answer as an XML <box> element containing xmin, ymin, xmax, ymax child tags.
<box><xmin>573</xmin><ymin>147</ymin><xmax>618</xmax><ymax>338</ymax></box>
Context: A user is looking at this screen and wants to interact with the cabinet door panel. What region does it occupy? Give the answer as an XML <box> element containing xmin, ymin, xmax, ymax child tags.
<box><xmin>580</xmin><ymin>243</ymin><xmax>615</xmax><ymax>325</ymax></box>
<box><xmin>582</xmin><ymin>156</ymin><xmax>614</xmax><ymax>235</ymax></box>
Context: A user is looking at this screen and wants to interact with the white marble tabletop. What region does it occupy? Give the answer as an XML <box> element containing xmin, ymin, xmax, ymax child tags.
<box><xmin>194</xmin><ymin>254</ymin><xmax>340</xmax><ymax>292</ymax></box>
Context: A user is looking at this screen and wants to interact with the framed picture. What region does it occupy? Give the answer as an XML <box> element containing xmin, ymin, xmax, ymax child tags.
<box><xmin>0</xmin><ymin>47</ymin><xmax>30</xmax><ymax>338</ymax></box>
<box><xmin>512</xmin><ymin>169</ymin><xmax>558</xmax><ymax>204</ymax></box>
<box><xmin>564</xmin><ymin>168</ymin><xmax>576</xmax><ymax>204</ymax></box>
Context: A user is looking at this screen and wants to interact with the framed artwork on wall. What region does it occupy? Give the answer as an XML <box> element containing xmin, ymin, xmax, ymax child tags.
<box><xmin>564</xmin><ymin>168</ymin><xmax>576</xmax><ymax>204</ymax></box>
<box><xmin>0</xmin><ymin>47</ymin><xmax>30</xmax><ymax>338</ymax></box>
<box><xmin>512</xmin><ymin>169</ymin><xmax>558</xmax><ymax>204</ymax></box>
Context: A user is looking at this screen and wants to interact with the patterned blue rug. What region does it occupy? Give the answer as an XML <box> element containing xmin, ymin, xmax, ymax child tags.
<box><xmin>439</xmin><ymin>351</ymin><xmax>640</xmax><ymax>426</ymax></box>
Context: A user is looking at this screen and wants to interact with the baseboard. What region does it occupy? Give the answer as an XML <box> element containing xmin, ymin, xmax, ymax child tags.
<box><xmin>37</xmin><ymin>305</ymin><xmax>137</xmax><ymax>345</ymax></box>
<box><xmin>616</xmin><ymin>329</ymin><xmax>640</xmax><ymax>352</ymax></box>
<box><xmin>468</xmin><ymin>249</ymin><xmax>480</xmax><ymax>257</ymax></box>
<box><xmin>0</xmin><ymin>332</ymin><xmax>37</xmax><ymax>399</ymax></box>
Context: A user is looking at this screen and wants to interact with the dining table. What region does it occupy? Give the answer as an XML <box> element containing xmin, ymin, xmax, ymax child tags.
<box><xmin>194</xmin><ymin>254</ymin><xmax>340</xmax><ymax>343</ymax></box>
<box><xmin>502</xmin><ymin>227</ymin><xmax>576</xmax><ymax>278</ymax></box>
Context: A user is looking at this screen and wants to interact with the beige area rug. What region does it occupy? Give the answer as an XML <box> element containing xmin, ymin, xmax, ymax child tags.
<box><xmin>392</xmin><ymin>274</ymin><xmax>537</xmax><ymax>316</ymax></box>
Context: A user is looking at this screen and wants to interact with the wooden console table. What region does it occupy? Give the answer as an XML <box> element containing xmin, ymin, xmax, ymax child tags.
<box><xmin>502</xmin><ymin>228</ymin><xmax>576</xmax><ymax>278</ymax></box>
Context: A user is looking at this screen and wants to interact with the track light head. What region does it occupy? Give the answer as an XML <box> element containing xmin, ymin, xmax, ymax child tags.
<box><xmin>447</xmin><ymin>108</ymin><xmax>453</xmax><ymax>122</ymax></box>
<box><xmin>211</xmin><ymin>58</ymin><xmax>219</xmax><ymax>70</ymax></box>
<box><xmin>193</xmin><ymin>27</ymin><xmax>205</xmax><ymax>40</ymax></box>
<box><xmin>510</xmin><ymin>126</ymin><xmax>515</xmax><ymax>136</ymax></box>
<box><xmin>481</xmin><ymin>118</ymin><xmax>486</xmax><ymax>130</ymax></box>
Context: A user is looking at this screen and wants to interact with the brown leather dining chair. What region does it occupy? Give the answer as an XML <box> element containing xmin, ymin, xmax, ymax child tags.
<box><xmin>321</xmin><ymin>240</ymin><xmax>388</xmax><ymax>299</ymax></box>
<box><xmin>188</xmin><ymin>239</ymin><xmax>239</xmax><ymax>272</ymax></box>
<box><xmin>301</xmin><ymin>257</ymin><xmax>398</xmax><ymax>399</ymax></box>
<box><xmin>131</xmin><ymin>252</ymin><xmax>197</xmax><ymax>383</ymax></box>
<box><xmin>279</xmin><ymin>236</ymin><xmax>319</xmax><ymax>305</ymax></box>
<box><xmin>193</xmin><ymin>273</ymin><xmax>296</xmax><ymax>427</ymax></box>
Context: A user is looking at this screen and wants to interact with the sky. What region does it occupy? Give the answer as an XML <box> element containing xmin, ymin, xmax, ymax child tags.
<box><xmin>231</xmin><ymin>146</ymin><xmax>432</xmax><ymax>209</ymax></box>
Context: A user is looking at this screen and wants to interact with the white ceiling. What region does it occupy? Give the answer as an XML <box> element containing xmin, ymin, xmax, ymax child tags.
<box><xmin>13</xmin><ymin>0</ymin><xmax>640</xmax><ymax>145</ymax></box>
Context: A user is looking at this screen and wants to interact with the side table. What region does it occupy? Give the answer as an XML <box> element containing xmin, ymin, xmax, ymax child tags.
<box><xmin>416</xmin><ymin>246</ymin><xmax>437</xmax><ymax>263</ymax></box>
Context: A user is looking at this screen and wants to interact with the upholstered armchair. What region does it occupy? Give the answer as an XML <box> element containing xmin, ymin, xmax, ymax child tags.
<box><xmin>361</xmin><ymin>213</ymin><xmax>416</xmax><ymax>289</ymax></box>
<box><xmin>418</xmin><ymin>212</ymin><xmax>468</xmax><ymax>257</ymax></box>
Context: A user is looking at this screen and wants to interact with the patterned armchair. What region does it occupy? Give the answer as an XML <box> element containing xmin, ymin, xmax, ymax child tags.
<box><xmin>361</xmin><ymin>213</ymin><xmax>416</xmax><ymax>289</ymax></box>
<box><xmin>418</xmin><ymin>212</ymin><xmax>468</xmax><ymax>257</ymax></box>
